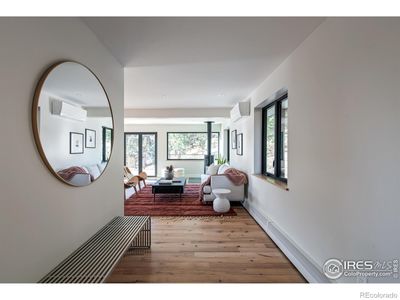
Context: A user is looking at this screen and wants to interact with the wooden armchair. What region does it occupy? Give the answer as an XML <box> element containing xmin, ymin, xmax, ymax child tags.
<box><xmin>138</xmin><ymin>171</ymin><xmax>148</xmax><ymax>187</ymax></box>
<box><xmin>124</xmin><ymin>166</ymin><xmax>141</xmax><ymax>193</ymax></box>
<box><xmin>124</xmin><ymin>167</ymin><xmax>148</xmax><ymax>192</ymax></box>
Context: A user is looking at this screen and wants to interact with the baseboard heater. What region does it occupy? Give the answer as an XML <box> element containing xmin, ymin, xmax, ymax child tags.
<box><xmin>242</xmin><ymin>201</ymin><xmax>329</xmax><ymax>283</ymax></box>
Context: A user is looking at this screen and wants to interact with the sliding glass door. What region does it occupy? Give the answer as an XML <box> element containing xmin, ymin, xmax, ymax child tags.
<box><xmin>125</xmin><ymin>133</ymin><xmax>157</xmax><ymax>177</ymax></box>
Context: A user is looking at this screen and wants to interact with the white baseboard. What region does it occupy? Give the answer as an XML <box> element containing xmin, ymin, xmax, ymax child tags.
<box><xmin>242</xmin><ymin>201</ymin><xmax>329</xmax><ymax>283</ymax></box>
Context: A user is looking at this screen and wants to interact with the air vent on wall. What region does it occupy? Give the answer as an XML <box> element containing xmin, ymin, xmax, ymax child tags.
<box><xmin>230</xmin><ymin>101</ymin><xmax>250</xmax><ymax>122</ymax></box>
<box><xmin>51</xmin><ymin>99</ymin><xmax>87</xmax><ymax>122</ymax></box>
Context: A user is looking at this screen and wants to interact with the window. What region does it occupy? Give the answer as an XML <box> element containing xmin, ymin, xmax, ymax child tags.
<box><xmin>125</xmin><ymin>133</ymin><xmax>157</xmax><ymax>177</ymax></box>
<box><xmin>102</xmin><ymin>127</ymin><xmax>113</xmax><ymax>162</ymax></box>
<box><xmin>167</xmin><ymin>132</ymin><xmax>220</xmax><ymax>160</ymax></box>
<box><xmin>262</xmin><ymin>93</ymin><xmax>288</xmax><ymax>182</ymax></box>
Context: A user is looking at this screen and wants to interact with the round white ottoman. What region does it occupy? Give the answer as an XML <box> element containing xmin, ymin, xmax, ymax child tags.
<box><xmin>212</xmin><ymin>188</ymin><xmax>231</xmax><ymax>213</ymax></box>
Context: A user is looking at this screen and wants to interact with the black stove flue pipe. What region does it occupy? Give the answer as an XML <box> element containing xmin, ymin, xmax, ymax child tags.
<box><xmin>204</xmin><ymin>121</ymin><xmax>214</xmax><ymax>172</ymax></box>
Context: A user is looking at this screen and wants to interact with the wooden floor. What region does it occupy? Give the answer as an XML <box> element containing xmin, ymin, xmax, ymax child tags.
<box><xmin>107</xmin><ymin>207</ymin><xmax>306</xmax><ymax>283</ymax></box>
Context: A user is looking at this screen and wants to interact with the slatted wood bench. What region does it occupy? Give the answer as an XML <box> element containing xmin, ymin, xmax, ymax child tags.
<box><xmin>39</xmin><ymin>216</ymin><xmax>151</xmax><ymax>283</ymax></box>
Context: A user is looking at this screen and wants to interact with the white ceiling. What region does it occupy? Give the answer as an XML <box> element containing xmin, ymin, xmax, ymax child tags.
<box><xmin>43</xmin><ymin>62</ymin><xmax>109</xmax><ymax>107</ymax></box>
<box><xmin>84</xmin><ymin>17</ymin><xmax>324</xmax><ymax>109</ymax></box>
<box><xmin>125</xmin><ymin>117</ymin><xmax>228</xmax><ymax>125</ymax></box>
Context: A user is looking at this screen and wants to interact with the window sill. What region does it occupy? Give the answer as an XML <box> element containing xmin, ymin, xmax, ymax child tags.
<box><xmin>252</xmin><ymin>174</ymin><xmax>289</xmax><ymax>191</ymax></box>
<box><xmin>166</xmin><ymin>158</ymin><xmax>204</xmax><ymax>161</ymax></box>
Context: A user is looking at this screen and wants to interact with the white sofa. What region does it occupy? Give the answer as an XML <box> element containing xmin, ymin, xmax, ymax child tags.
<box><xmin>59</xmin><ymin>162</ymin><xmax>107</xmax><ymax>186</ymax></box>
<box><xmin>201</xmin><ymin>163</ymin><xmax>245</xmax><ymax>202</ymax></box>
<box><xmin>68</xmin><ymin>173</ymin><xmax>91</xmax><ymax>186</ymax></box>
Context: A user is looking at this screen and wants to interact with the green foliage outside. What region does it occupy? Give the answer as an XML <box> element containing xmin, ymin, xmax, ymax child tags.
<box><xmin>168</xmin><ymin>132</ymin><xmax>219</xmax><ymax>160</ymax></box>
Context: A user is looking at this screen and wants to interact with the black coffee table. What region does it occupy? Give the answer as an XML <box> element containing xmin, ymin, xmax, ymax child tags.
<box><xmin>151</xmin><ymin>177</ymin><xmax>186</xmax><ymax>201</ymax></box>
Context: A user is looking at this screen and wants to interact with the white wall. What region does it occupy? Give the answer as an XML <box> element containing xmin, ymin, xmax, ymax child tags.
<box><xmin>230</xmin><ymin>18</ymin><xmax>400</xmax><ymax>283</ymax></box>
<box><xmin>0</xmin><ymin>18</ymin><xmax>124</xmax><ymax>282</ymax></box>
<box><xmin>124</xmin><ymin>123</ymin><xmax>222</xmax><ymax>177</ymax></box>
<box><xmin>39</xmin><ymin>92</ymin><xmax>113</xmax><ymax>171</ymax></box>
<box><xmin>125</xmin><ymin>107</ymin><xmax>230</xmax><ymax>118</ymax></box>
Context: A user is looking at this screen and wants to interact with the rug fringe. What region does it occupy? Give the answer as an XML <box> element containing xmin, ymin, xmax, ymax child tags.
<box><xmin>157</xmin><ymin>215</ymin><xmax>234</xmax><ymax>221</ymax></box>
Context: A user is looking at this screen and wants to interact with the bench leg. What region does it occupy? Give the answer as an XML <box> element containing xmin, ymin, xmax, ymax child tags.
<box><xmin>129</xmin><ymin>217</ymin><xmax>151</xmax><ymax>249</ymax></box>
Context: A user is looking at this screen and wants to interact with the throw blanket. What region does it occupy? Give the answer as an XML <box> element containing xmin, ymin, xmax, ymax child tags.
<box><xmin>57</xmin><ymin>166</ymin><xmax>88</xmax><ymax>182</ymax></box>
<box><xmin>199</xmin><ymin>168</ymin><xmax>248</xmax><ymax>201</ymax></box>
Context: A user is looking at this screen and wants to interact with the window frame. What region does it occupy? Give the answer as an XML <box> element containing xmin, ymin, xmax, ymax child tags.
<box><xmin>102</xmin><ymin>126</ymin><xmax>113</xmax><ymax>163</ymax></box>
<box><xmin>166</xmin><ymin>131</ymin><xmax>220</xmax><ymax>161</ymax></box>
<box><xmin>261</xmin><ymin>93</ymin><xmax>288</xmax><ymax>183</ymax></box>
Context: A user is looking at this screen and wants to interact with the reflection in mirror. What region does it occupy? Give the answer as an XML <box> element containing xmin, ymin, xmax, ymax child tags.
<box><xmin>33</xmin><ymin>61</ymin><xmax>113</xmax><ymax>186</ymax></box>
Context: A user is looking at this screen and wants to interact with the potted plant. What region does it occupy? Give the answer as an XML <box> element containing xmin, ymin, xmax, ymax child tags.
<box><xmin>164</xmin><ymin>165</ymin><xmax>174</xmax><ymax>180</ymax></box>
<box><xmin>216</xmin><ymin>156</ymin><xmax>227</xmax><ymax>165</ymax></box>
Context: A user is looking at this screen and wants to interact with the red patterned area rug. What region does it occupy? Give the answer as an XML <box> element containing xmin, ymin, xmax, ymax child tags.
<box><xmin>124</xmin><ymin>184</ymin><xmax>237</xmax><ymax>216</ymax></box>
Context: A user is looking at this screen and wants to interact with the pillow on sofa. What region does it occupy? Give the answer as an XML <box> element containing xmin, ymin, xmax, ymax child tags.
<box><xmin>217</xmin><ymin>163</ymin><xmax>230</xmax><ymax>174</ymax></box>
<box><xmin>85</xmin><ymin>164</ymin><xmax>101</xmax><ymax>181</ymax></box>
<box><xmin>206</xmin><ymin>163</ymin><xmax>220</xmax><ymax>175</ymax></box>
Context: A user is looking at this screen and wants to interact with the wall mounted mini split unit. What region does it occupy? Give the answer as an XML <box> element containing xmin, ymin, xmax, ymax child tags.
<box><xmin>230</xmin><ymin>101</ymin><xmax>250</xmax><ymax>122</ymax></box>
<box><xmin>51</xmin><ymin>99</ymin><xmax>87</xmax><ymax>122</ymax></box>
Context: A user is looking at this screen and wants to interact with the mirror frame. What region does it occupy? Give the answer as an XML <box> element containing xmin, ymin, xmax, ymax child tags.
<box><xmin>32</xmin><ymin>60</ymin><xmax>115</xmax><ymax>186</ymax></box>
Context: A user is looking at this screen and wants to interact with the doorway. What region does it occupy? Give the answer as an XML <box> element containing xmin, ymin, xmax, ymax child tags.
<box><xmin>124</xmin><ymin>132</ymin><xmax>157</xmax><ymax>177</ymax></box>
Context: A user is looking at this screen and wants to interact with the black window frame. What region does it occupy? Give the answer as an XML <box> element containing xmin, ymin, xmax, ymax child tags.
<box><xmin>167</xmin><ymin>132</ymin><xmax>220</xmax><ymax>161</ymax></box>
<box><xmin>261</xmin><ymin>93</ymin><xmax>288</xmax><ymax>183</ymax></box>
<box><xmin>124</xmin><ymin>132</ymin><xmax>158</xmax><ymax>177</ymax></box>
<box><xmin>102</xmin><ymin>126</ymin><xmax>113</xmax><ymax>163</ymax></box>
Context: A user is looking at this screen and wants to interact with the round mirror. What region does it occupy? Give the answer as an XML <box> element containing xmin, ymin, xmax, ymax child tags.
<box><xmin>32</xmin><ymin>61</ymin><xmax>114</xmax><ymax>186</ymax></box>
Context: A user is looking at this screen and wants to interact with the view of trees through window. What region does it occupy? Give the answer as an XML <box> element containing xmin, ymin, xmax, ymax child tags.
<box><xmin>102</xmin><ymin>127</ymin><xmax>113</xmax><ymax>162</ymax></box>
<box><xmin>266</xmin><ymin>106</ymin><xmax>276</xmax><ymax>174</ymax></box>
<box><xmin>125</xmin><ymin>134</ymin><xmax>139</xmax><ymax>173</ymax></box>
<box><xmin>263</xmin><ymin>93</ymin><xmax>288</xmax><ymax>182</ymax></box>
<box><xmin>167</xmin><ymin>132</ymin><xmax>220</xmax><ymax>160</ymax></box>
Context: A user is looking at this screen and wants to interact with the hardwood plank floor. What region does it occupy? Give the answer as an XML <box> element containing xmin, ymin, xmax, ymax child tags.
<box><xmin>107</xmin><ymin>207</ymin><xmax>306</xmax><ymax>283</ymax></box>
